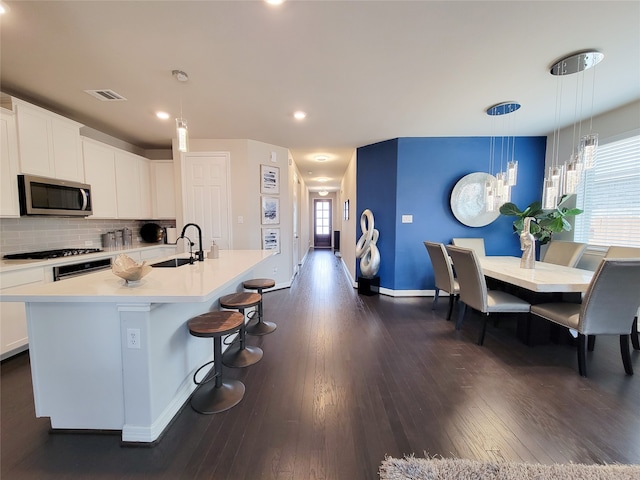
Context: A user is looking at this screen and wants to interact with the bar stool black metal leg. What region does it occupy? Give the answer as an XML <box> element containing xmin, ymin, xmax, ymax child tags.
<box><xmin>191</xmin><ymin>336</ymin><xmax>245</xmax><ymax>414</ymax></box>
<box><xmin>222</xmin><ymin>308</ymin><xmax>263</xmax><ymax>368</ymax></box>
<box><xmin>246</xmin><ymin>288</ymin><xmax>277</xmax><ymax>336</ymax></box>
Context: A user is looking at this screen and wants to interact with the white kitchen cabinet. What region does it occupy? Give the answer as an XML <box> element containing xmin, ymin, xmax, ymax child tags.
<box><xmin>0</xmin><ymin>108</ymin><xmax>20</xmax><ymax>217</ymax></box>
<box><xmin>114</xmin><ymin>151</ymin><xmax>151</xmax><ymax>219</ymax></box>
<box><xmin>0</xmin><ymin>267</ymin><xmax>45</xmax><ymax>359</ymax></box>
<box><xmin>114</xmin><ymin>151</ymin><xmax>140</xmax><ymax>219</ymax></box>
<box><xmin>82</xmin><ymin>138</ymin><xmax>118</xmax><ymax>218</ymax></box>
<box><xmin>13</xmin><ymin>98</ymin><xmax>84</xmax><ymax>182</ymax></box>
<box><xmin>138</xmin><ymin>157</ymin><xmax>152</xmax><ymax>218</ymax></box>
<box><xmin>150</xmin><ymin>161</ymin><xmax>176</xmax><ymax>219</ymax></box>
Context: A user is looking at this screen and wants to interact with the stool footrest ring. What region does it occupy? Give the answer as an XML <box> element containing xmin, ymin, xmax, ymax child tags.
<box><xmin>192</xmin><ymin>360</ymin><xmax>220</xmax><ymax>386</ymax></box>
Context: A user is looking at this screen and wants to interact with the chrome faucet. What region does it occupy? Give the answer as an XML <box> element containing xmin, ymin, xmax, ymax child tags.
<box><xmin>180</xmin><ymin>223</ymin><xmax>204</xmax><ymax>261</ymax></box>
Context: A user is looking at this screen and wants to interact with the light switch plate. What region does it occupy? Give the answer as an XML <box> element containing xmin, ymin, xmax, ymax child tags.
<box><xmin>401</xmin><ymin>215</ymin><xmax>413</xmax><ymax>223</ymax></box>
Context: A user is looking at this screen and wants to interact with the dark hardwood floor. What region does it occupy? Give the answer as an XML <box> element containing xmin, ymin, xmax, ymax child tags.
<box><xmin>2</xmin><ymin>249</ymin><xmax>639</xmax><ymax>479</ymax></box>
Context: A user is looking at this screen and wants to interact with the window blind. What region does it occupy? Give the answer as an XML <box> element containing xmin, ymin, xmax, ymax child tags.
<box><xmin>575</xmin><ymin>134</ymin><xmax>640</xmax><ymax>247</ymax></box>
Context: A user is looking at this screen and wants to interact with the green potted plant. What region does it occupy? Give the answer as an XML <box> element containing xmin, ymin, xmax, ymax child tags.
<box><xmin>499</xmin><ymin>197</ymin><xmax>583</xmax><ymax>245</ymax></box>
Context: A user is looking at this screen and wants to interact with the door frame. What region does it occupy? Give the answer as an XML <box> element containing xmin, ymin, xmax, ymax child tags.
<box><xmin>313</xmin><ymin>198</ymin><xmax>333</xmax><ymax>248</ymax></box>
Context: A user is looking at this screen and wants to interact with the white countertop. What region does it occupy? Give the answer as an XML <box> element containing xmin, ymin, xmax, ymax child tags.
<box><xmin>0</xmin><ymin>250</ymin><xmax>274</xmax><ymax>303</ymax></box>
<box><xmin>478</xmin><ymin>255</ymin><xmax>594</xmax><ymax>293</ymax></box>
<box><xmin>0</xmin><ymin>244</ymin><xmax>176</xmax><ymax>273</ymax></box>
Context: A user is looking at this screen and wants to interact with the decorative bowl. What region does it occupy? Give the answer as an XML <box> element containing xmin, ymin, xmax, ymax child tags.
<box><xmin>112</xmin><ymin>254</ymin><xmax>152</xmax><ymax>284</ymax></box>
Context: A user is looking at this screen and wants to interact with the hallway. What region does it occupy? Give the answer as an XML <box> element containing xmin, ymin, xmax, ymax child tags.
<box><xmin>2</xmin><ymin>249</ymin><xmax>639</xmax><ymax>479</ymax></box>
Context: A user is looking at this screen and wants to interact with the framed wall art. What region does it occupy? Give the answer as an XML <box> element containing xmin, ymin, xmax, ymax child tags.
<box><xmin>260</xmin><ymin>164</ymin><xmax>280</xmax><ymax>195</ymax></box>
<box><xmin>262</xmin><ymin>228</ymin><xmax>280</xmax><ymax>253</ymax></box>
<box><xmin>343</xmin><ymin>199</ymin><xmax>350</xmax><ymax>221</ymax></box>
<box><xmin>261</xmin><ymin>196</ymin><xmax>280</xmax><ymax>225</ymax></box>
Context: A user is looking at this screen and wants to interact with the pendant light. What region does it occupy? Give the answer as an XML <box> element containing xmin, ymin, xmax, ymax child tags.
<box><xmin>485</xmin><ymin>101</ymin><xmax>520</xmax><ymax>212</ymax></box>
<box><xmin>172</xmin><ymin>69</ymin><xmax>190</xmax><ymax>153</ymax></box>
<box><xmin>548</xmin><ymin>51</ymin><xmax>603</xmax><ymax>203</ymax></box>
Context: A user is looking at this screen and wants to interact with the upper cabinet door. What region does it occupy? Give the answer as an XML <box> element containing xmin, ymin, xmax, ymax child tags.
<box><xmin>150</xmin><ymin>161</ymin><xmax>176</xmax><ymax>219</ymax></box>
<box><xmin>114</xmin><ymin>151</ymin><xmax>141</xmax><ymax>219</ymax></box>
<box><xmin>13</xmin><ymin>98</ymin><xmax>83</xmax><ymax>182</ymax></box>
<box><xmin>138</xmin><ymin>157</ymin><xmax>152</xmax><ymax>219</ymax></box>
<box><xmin>0</xmin><ymin>108</ymin><xmax>20</xmax><ymax>217</ymax></box>
<box><xmin>14</xmin><ymin>102</ymin><xmax>54</xmax><ymax>177</ymax></box>
<box><xmin>82</xmin><ymin>139</ymin><xmax>117</xmax><ymax>218</ymax></box>
<box><xmin>51</xmin><ymin>118</ymin><xmax>83</xmax><ymax>181</ymax></box>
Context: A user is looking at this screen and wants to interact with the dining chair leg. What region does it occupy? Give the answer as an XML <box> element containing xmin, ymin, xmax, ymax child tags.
<box><xmin>456</xmin><ymin>303</ymin><xmax>467</xmax><ymax>330</ymax></box>
<box><xmin>478</xmin><ymin>314</ymin><xmax>489</xmax><ymax>346</ymax></box>
<box><xmin>446</xmin><ymin>295</ymin><xmax>455</xmax><ymax>321</ymax></box>
<box><xmin>432</xmin><ymin>289</ymin><xmax>440</xmax><ymax>311</ymax></box>
<box><xmin>631</xmin><ymin>317</ymin><xmax>639</xmax><ymax>351</ymax></box>
<box><xmin>587</xmin><ymin>335</ymin><xmax>596</xmax><ymax>351</ymax></box>
<box><xmin>620</xmin><ymin>335</ymin><xmax>634</xmax><ymax>375</ymax></box>
<box><xmin>577</xmin><ymin>334</ymin><xmax>588</xmax><ymax>377</ymax></box>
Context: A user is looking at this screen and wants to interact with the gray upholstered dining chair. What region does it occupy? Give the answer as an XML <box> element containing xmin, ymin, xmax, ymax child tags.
<box><xmin>446</xmin><ymin>245</ymin><xmax>530</xmax><ymax>346</ymax></box>
<box><xmin>542</xmin><ymin>240</ymin><xmax>587</xmax><ymax>267</ymax></box>
<box><xmin>530</xmin><ymin>258</ymin><xmax>640</xmax><ymax>377</ymax></box>
<box><xmin>605</xmin><ymin>246</ymin><xmax>640</xmax><ymax>351</ymax></box>
<box><xmin>451</xmin><ymin>238</ymin><xmax>486</xmax><ymax>256</ymax></box>
<box><xmin>424</xmin><ymin>241</ymin><xmax>459</xmax><ymax>321</ymax></box>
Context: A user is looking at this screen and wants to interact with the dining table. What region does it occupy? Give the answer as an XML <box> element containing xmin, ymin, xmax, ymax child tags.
<box><xmin>477</xmin><ymin>256</ymin><xmax>595</xmax><ymax>345</ymax></box>
<box><xmin>477</xmin><ymin>256</ymin><xmax>594</xmax><ymax>293</ymax></box>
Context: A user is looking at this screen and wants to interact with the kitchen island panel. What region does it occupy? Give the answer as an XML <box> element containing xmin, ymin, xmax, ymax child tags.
<box><xmin>120</xmin><ymin>301</ymin><xmax>214</xmax><ymax>443</ymax></box>
<box><xmin>27</xmin><ymin>302</ymin><xmax>125</xmax><ymax>430</ymax></box>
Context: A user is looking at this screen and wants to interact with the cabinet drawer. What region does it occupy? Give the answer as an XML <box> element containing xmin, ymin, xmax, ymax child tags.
<box><xmin>1</xmin><ymin>268</ymin><xmax>46</xmax><ymax>289</ymax></box>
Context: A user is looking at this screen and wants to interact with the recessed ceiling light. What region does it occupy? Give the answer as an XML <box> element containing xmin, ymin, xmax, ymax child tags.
<box><xmin>265</xmin><ymin>0</ymin><xmax>284</xmax><ymax>5</ymax></box>
<box><xmin>156</xmin><ymin>111</ymin><xmax>170</xmax><ymax>120</ymax></box>
<box><xmin>315</xmin><ymin>155</ymin><xmax>329</xmax><ymax>162</ymax></box>
<box><xmin>319</xmin><ymin>191</ymin><xmax>328</xmax><ymax>196</ymax></box>
<box><xmin>316</xmin><ymin>177</ymin><xmax>330</xmax><ymax>183</ymax></box>
<box><xmin>293</xmin><ymin>111</ymin><xmax>306</xmax><ymax>120</ymax></box>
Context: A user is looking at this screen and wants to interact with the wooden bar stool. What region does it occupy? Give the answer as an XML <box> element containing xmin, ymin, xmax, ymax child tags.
<box><xmin>187</xmin><ymin>311</ymin><xmax>246</xmax><ymax>414</ymax></box>
<box><xmin>219</xmin><ymin>292</ymin><xmax>264</xmax><ymax>368</ymax></box>
<box><xmin>243</xmin><ymin>278</ymin><xmax>277</xmax><ymax>336</ymax></box>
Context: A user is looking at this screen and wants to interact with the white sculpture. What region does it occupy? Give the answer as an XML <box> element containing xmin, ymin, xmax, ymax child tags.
<box><xmin>356</xmin><ymin>209</ymin><xmax>380</xmax><ymax>278</ymax></box>
<box><xmin>520</xmin><ymin>216</ymin><xmax>536</xmax><ymax>269</ymax></box>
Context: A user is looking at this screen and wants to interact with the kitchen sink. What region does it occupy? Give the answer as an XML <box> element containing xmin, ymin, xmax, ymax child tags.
<box><xmin>151</xmin><ymin>258</ymin><xmax>193</xmax><ymax>268</ymax></box>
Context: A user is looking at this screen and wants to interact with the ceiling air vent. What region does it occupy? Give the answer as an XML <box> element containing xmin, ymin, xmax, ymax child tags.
<box><xmin>84</xmin><ymin>89</ymin><xmax>127</xmax><ymax>101</ymax></box>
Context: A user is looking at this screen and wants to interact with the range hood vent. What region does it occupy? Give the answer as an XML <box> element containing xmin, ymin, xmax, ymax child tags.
<box><xmin>84</xmin><ymin>89</ymin><xmax>127</xmax><ymax>101</ymax></box>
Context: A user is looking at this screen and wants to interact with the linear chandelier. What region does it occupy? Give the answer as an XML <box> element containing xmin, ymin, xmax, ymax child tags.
<box><xmin>484</xmin><ymin>101</ymin><xmax>520</xmax><ymax>212</ymax></box>
<box><xmin>544</xmin><ymin>51</ymin><xmax>603</xmax><ymax>209</ymax></box>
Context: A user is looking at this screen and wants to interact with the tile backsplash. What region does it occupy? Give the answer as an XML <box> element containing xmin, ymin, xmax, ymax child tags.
<box><xmin>0</xmin><ymin>217</ymin><xmax>176</xmax><ymax>256</ymax></box>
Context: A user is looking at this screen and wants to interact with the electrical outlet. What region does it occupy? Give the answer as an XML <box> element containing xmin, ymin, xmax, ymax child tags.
<box><xmin>127</xmin><ymin>328</ymin><xmax>141</xmax><ymax>349</ymax></box>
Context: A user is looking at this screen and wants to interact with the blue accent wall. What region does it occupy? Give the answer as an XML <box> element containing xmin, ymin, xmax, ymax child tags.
<box><xmin>356</xmin><ymin>140</ymin><xmax>398</xmax><ymax>284</ymax></box>
<box><xmin>356</xmin><ymin>136</ymin><xmax>547</xmax><ymax>292</ymax></box>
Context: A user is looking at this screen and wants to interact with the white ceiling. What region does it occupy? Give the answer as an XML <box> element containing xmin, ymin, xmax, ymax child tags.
<box><xmin>1</xmin><ymin>1</ymin><xmax>638</xmax><ymax>192</ymax></box>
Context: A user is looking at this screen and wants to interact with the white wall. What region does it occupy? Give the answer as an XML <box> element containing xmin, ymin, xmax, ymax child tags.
<box><xmin>172</xmin><ymin>138</ymin><xmax>293</xmax><ymax>288</ymax></box>
<box><xmin>339</xmin><ymin>150</ymin><xmax>358</xmax><ymax>284</ymax></box>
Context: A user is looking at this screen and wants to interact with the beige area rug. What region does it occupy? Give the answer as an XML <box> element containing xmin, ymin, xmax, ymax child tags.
<box><xmin>379</xmin><ymin>455</ymin><xmax>640</xmax><ymax>480</ymax></box>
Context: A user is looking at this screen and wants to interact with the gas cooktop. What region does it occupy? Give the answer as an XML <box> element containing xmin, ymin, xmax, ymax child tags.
<box><xmin>3</xmin><ymin>248</ymin><xmax>103</xmax><ymax>260</ymax></box>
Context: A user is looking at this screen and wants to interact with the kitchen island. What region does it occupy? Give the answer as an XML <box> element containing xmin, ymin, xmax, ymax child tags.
<box><xmin>0</xmin><ymin>250</ymin><xmax>274</xmax><ymax>444</ymax></box>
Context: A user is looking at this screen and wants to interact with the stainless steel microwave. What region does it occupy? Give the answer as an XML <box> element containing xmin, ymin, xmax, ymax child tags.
<box><xmin>18</xmin><ymin>174</ymin><xmax>93</xmax><ymax>217</ymax></box>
